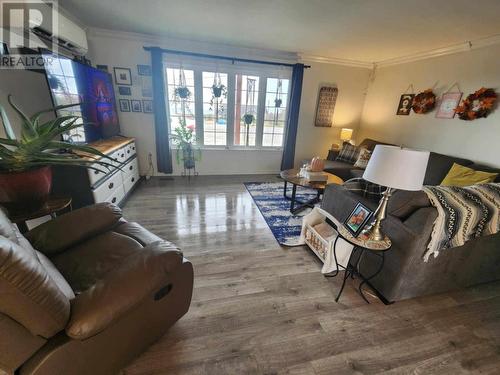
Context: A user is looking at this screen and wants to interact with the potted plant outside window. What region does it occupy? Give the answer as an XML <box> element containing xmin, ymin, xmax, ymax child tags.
<box><xmin>0</xmin><ymin>95</ymin><xmax>116</xmax><ymax>211</ymax></box>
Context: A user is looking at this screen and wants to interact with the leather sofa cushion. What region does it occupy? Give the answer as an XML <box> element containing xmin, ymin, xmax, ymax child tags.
<box><xmin>424</xmin><ymin>152</ymin><xmax>473</xmax><ymax>186</ymax></box>
<box><xmin>36</xmin><ymin>251</ymin><xmax>75</xmax><ymax>300</ymax></box>
<box><xmin>51</xmin><ymin>231</ymin><xmax>144</xmax><ymax>294</ymax></box>
<box><xmin>0</xmin><ymin>237</ymin><xmax>70</xmax><ymax>338</ymax></box>
<box><xmin>113</xmin><ymin>222</ymin><xmax>164</xmax><ymax>246</ymax></box>
<box><xmin>324</xmin><ymin>160</ymin><xmax>361</xmax><ymax>181</ymax></box>
<box><xmin>26</xmin><ymin>203</ymin><xmax>123</xmax><ymax>256</ymax></box>
<box><xmin>66</xmin><ymin>241</ymin><xmax>183</xmax><ymax>340</ymax></box>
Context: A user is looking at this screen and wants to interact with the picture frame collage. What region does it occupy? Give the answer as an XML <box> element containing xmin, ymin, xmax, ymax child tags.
<box><xmin>98</xmin><ymin>64</ymin><xmax>153</xmax><ymax>114</ymax></box>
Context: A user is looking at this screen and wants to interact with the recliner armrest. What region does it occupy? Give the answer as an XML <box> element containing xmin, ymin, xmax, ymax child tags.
<box><xmin>25</xmin><ymin>203</ymin><xmax>123</xmax><ymax>255</ymax></box>
<box><xmin>65</xmin><ymin>241</ymin><xmax>183</xmax><ymax>340</ymax></box>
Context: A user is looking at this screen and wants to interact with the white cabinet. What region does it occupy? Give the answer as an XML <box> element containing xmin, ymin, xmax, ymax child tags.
<box><xmin>53</xmin><ymin>137</ymin><xmax>140</xmax><ymax>209</ymax></box>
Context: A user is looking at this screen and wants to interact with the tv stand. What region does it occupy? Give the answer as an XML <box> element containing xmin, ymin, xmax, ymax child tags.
<box><xmin>52</xmin><ymin>136</ymin><xmax>139</xmax><ymax>209</ymax></box>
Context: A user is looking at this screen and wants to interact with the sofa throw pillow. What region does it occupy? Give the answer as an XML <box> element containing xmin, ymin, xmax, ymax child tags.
<box><xmin>353</xmin><ymin>148</ymin><xmax>372</xmax><ymax>169</ymax></box>
<box><xmin>336</xmin><ymin>143</ymin><xmax>360</xmax><ymax>164</ymax></box>
<box><xmin>440</xmin><ymin>163</ymin><xmax>498</xmax><ymax>187</ymax></box>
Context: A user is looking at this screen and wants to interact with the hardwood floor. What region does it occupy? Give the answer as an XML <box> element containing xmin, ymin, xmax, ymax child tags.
<box><xmin>121</xmin><ymin>175</ymin><xmax>500</xmax><ymax>375</ymax></box>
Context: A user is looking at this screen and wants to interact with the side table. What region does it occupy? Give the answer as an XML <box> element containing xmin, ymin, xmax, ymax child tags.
<box><xmin>332</xmin><ymin>224</ymin><xmax>392</xmax><ymax>304</ymax></box>
<box><xmin>8</xmin><ymin>196</ymin><xmax>73</xmax><ymax>233</ymax></box>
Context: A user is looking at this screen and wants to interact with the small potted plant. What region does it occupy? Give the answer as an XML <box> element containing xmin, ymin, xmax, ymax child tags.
<box><xmin>170</xmin><ymin>119</ymin><xmax>201</xmax><ymax>172</ymax></box>
<box><xmin>0</xmin><ymin>95</ymin><xmax>116</xmax><ymax>211</ymax></box>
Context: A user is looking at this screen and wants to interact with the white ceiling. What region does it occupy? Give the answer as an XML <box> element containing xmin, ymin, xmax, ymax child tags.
<box><xmin>60</xmin><ymin>0</ymin><xmax>500</xmax><ymax>63</ymax></box>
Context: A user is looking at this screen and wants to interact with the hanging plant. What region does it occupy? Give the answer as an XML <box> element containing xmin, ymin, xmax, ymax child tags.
<box><xmin>412</xmin><ymin>89</ymin><xmax>436</xmax><ymax>114</ymax></box>
<box><xmin>274</xmin><ymin>98</ymin><xmax>282</xmax><ymax>108</ymax></box>
<box><xmin>455</xmin><ymin>87</ymin><xmax>497</xmax><ymax>121</ymax></box>
<box><xmin>274</xmin><ymin>79</ymin><xmax>283</xmax><ymax>108</ymax></box>
<box><xmin>243</xmin><ymin>113</ymin><xmax>255</xmax><ymax>125</ymax></box>
<box><xmin>209</xmin><ymin>72</ymin><xmax>227</xmax><ymax>121</ymax></box>
<box><xmin>175</xmin><ymin>86</ymin><xmax>191</xmax><ymax>100</ymax></box>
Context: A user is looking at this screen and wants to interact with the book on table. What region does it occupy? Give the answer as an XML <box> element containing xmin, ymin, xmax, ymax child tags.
<box><xmin>304</xmin><ymin>171</ymin><xmax>328</xmax><ymax>181</ymax></box>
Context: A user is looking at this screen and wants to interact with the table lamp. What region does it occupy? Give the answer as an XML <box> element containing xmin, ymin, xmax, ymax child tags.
<box><xmin>340</xmin><ymin>128</ymin><xmax>353</xmax><ymax>144</ymax></box>
<box><xmin>361</xmin><ymin>145</ymin><xmax>430</xmax><ymax>241</ymax></box>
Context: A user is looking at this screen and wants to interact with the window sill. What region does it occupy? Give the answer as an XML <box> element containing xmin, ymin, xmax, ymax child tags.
<box><xmin>172</xmin><ymin>146</ymin><xmax>283</xmax><ymax>152</ymax></box>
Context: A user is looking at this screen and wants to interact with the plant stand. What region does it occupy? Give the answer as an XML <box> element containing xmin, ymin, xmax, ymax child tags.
<box><xmin>181</xmin><ymin>147</ymin><xmax>199</xmax><ymax>178</ymax></box>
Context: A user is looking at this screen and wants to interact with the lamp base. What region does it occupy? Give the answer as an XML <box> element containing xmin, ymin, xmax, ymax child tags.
<box><xmin>361</xmin><ymin>187</ymin><xmax>393</xmax><ymax>242</ymax></box>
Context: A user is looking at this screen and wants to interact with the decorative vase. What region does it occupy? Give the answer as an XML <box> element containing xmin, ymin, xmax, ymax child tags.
<box><xmin>0</xmin><ymin>166</ymin><xmax>52</xmax><ymax>211</ymax></box>
<box><xmin>310</xmin><ymin>157</ymin><xmax>325</xmax><ymax>172</ymax></box>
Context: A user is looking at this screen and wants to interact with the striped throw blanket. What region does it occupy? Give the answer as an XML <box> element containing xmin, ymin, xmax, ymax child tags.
<box><xmin>423</xmin><ymin>183</ymin><xmax>500</xmax><ymax>261</ymax></box>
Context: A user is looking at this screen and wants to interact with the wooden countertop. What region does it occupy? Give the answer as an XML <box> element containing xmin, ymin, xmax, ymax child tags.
<box><xmin>76</xmin><ymin>136</ymin><xmax>134</xmax><ymax>160</ymax></box>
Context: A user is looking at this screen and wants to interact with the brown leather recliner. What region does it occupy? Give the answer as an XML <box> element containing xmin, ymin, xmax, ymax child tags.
<box><xmin>0</xmin><ymin>203</ymin><xmax>194</xmax><ymax>375</ymax></box>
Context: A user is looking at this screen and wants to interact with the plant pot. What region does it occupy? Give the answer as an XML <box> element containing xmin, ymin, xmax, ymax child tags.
<box><xmin>0</xmin><ymin>166</ymin><xmax>52</xmax><ymax>212</ymax></box>
<box><xmin>243</xmin><ymin>114</ymin><xmax>254</xmax><ymax>125</ymax></box>
<box><xmin>212</xmin><ymin>86</ymin><xmax>223</xmax><ymax>98</ymax></box>
<box><xmin>176</xmin><ymin>86</ymin><xmax>190</xmax><ymax>99</ymax></box>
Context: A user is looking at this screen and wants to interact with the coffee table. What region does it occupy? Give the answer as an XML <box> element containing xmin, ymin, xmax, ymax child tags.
<box><xmin>280</xmin><ymin>169</ymin><xmax>343</xmax><ymax>214</ymax></box>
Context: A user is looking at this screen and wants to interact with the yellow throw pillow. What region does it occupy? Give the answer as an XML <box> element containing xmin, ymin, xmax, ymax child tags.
<box><xmin>440</xmin><ymin>163</ymin><xmax>498</xmax><ymax>187</ymax></box>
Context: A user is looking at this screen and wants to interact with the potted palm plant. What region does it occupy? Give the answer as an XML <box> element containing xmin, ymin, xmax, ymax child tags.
<box><xmin>170</xmin><ymin>119</ymin><xmax>201</xmax><ymax>172</ymax></box>
<box><xmin>0</xmin><ymin>95</ymin><xmax>116</xmax><ymax>211</ymax></box>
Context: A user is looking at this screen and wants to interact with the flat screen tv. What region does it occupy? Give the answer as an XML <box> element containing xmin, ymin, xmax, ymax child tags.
<box><xmin>43</xmin><ymin>51</ymin><xmax>120</xmax><ymax>143</ymax></box>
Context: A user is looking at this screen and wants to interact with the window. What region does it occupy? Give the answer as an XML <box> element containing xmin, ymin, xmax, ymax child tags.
<box><xmin>202</xmin><ymin>72</ymin><xmax>227</xmax><ymax>146</ymax></box>
<box><xmin>164</xmin><ymin>60</ymin><xmax>290</xmax><ymax>149</ymax></box>
<box><xmin>45</xmin><ymin>58</ymin><xmax>84</xmax><ymax>141</ymax></box>
<box><xmin>166</xmin><ymin>68</ymin><xmax>196</xmax><ymax>132</ymax></box>
<box><xmin>263</xmin><ymin>78</ymin><xmax>289</xmax><ymax>147</ymax></box>
<box><xmin>234</xmin><ymin>74</ymin><xmax>259</xmax><ymax>147</ymax></box>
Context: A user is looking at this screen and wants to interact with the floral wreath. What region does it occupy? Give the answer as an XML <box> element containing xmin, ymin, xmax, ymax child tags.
<box><xmin>412</xmin><ymin>89</ymin><xmax>436</xmax><ymax>114</ymax></box>
<box><xmin>455</xmin><ymin>87</ymin><xmax>497</xmax><ymax>121</ymax></box>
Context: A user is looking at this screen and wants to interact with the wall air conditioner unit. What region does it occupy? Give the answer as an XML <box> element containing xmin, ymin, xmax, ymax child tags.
<box><xmin>2</xmin><ymin>2</ymin><xmax>88</xmax><ymax>56</ymax></box>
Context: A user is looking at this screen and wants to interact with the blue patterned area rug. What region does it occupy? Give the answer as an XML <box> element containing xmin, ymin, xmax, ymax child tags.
<box><xmin>244</xmin><ymin>181</ymin><xmax>318</xmax><ymax>246</ymax></box>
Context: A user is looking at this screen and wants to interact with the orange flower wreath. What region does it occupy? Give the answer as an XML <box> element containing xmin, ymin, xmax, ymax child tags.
<box><xmin>455</xmin><ymin>87</ymin><xmax>497</xmax><ymax>120</ymax></box>
<box><xmin>412</xmin><ymin>89</ymin><xmax>436</xmax><ymax>114</ymax></box>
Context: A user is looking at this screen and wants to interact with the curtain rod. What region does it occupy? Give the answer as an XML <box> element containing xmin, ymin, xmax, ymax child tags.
<box><xmin>143</xmin><ymin>46</ymin><xmax>311</xmax><ymax>69</ymax></box>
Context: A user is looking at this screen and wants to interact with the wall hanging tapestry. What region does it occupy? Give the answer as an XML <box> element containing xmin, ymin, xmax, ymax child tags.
<box><xmin>412</xmin><ymin>89</ymin><xmax>436</xmax><ymax>114</ymax></box>
<box><xmin>314</xmin><ymin>85</ymin><xmax>338</xmax><ymax>127</ymax></box>
<box><xmin>455</xmin><ymin>87</ymin><xmax>497</xmax><ymax>121</ymax></box>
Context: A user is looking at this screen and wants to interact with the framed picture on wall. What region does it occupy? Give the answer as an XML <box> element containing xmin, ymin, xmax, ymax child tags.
<box><xmin>435</xmin><ymin>92</ymin><xmax>463</xmax><ymax>119</ymax></box>
<box><xmin>119</xmin><ymin>99</ymin><xmax>130</xmax><ymax>112</ymax></box>
<box><xmin>314</xmin><ymin>85</ymin><xmax>338</xmax><ymax>127</ymax></box>
<box><xmin>118</xmin><ymin>86</ymin><xmax>132</xmax><ymax>96</ymax></box>
<box><xmin>396</xmin><ymin>94</ymin><xmax>415</xmax><ymax>115</ymax></box>
<box><xmin>143</xmin><ymin>100</ymin><xmax>153</xmax><ymax>113</ymax></box>
<box><xmin>113</xmin><ymin>67</ymin><xmax>132</xmax><ymax>85</ymax></box>
<box><xmin>131</xmin><ymin>99</ymin><xmax>142</xmax><ymax>112</ymax></box>
<box><xmin>137</xmin><ymin>64</ymin><xmax>152</xmax><ymax>76</ymax></box>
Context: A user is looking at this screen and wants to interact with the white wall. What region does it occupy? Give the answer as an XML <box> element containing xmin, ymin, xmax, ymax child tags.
<box><xmin>358</xmin><ymin>44</ymin><xmax>500</xmax><ymax>167</ymax></box>
<box><xmin>87</xmin><ymin>29</ymin><xmax>371</xmax><ymax>175</ymax></box>
<box><xmin>294</xmin><ymin>61</ymin><xmax>371</xmax><ymax>165</ymax></box>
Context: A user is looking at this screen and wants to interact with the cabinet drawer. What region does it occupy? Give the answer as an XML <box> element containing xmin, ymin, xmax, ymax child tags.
<box><xmin>92</xmin><ymin>171</ymin><xmax>123</xmax><ymax>203</ymax></box>
<box><xmin>123</xmin><ymin>142</ymin><xmax>136</xmax><ymax>159</ymax></box>
<box><xmin>88</xmin><ymin>164</ymin><xmax>109</xmax><ymax>186</ymax></box>
<box><xmin>104</xmin><ymin>185</ymin><xmax>126</xmax><ymax>206</ymax></box>
<box><xmin>123</xmin><ymin>168</ymin><xmax>139</xmax><ymax>194</ymax></box>
<box><xmin>121</xmin><ymin>157</ymin><xmax>138</xmax><ymax>177</ymax></box>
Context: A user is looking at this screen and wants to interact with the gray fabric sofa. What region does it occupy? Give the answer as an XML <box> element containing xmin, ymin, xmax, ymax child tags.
<box><xmin>321</xmin><ymin>139</ymin><xmax>500</xmax><ymax>302</ymax></box>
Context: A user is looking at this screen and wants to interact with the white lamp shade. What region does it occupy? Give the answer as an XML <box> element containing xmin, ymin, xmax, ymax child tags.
<box><xmin>362</xmin><ymin>145</ymin><xmax>430</xmax><ymax>191</ymax></box>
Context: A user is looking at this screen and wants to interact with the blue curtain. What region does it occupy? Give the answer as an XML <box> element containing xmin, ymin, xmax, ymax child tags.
<box><xmin>281</xmin><ymin>63</ymin><xmax>305</xmax><ymax>170</ymax></box>
<box><xmin>150</xmin><ymin>48</ymin><xmax>173</xmax><ymax>173</ymax></box>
